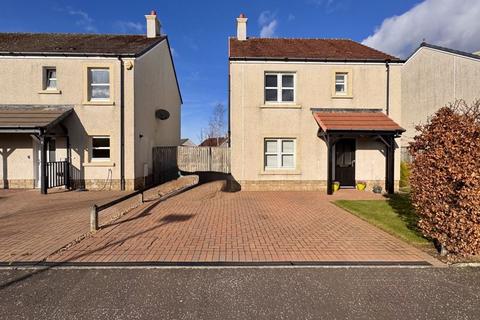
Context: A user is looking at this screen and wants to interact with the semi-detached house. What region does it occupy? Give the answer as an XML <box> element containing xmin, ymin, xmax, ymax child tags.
<box><xmin>0</xmin><ymin>11</ymin><xmax>181</xmax><ymax>193</ymax></box>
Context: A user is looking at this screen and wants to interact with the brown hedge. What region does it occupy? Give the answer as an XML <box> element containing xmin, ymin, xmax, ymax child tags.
<box><xmin>409</xmin><ymin>100</ymin><xmax>480</xmax><ymax>256</ymax></box>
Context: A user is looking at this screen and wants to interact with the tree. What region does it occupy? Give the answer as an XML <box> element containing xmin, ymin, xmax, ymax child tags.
<box><xmin>198</xmin><ymin>103</ymin><xmax>227</xmax><ymax>145</ymax></box>
<box><xmin>409</xmin><ymin>100</ymin><xmax>480</xmax><ymax>256</ymax></box>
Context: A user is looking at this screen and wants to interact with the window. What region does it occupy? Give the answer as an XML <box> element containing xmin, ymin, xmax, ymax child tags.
<box><xmin>335</xmin><ymin>72</ymin><xmax>347</xmax><ymax>95</ymax></box>
<box><xmin>88</xmin><ymin>68</ymin><xmax>110</xmax><ymax>101</ymax></box>
<box><xmin>45</xmin><ymin>68</ymin><xmax>57</xmax><ymax>90</ymax></box>
<box><xmin>264</xmin><ymin>139</ymin><xmax>295</xmax><ymax>169</ymax></box>
<box><xmin>265</xmin><ymin>73</ymin><xmax>295</xmax><ymax>103</ymax></box>
<box><xmin>91</xmin><ymin>137</ymin><xmax>110</xmax><ymax>161</ymax></box>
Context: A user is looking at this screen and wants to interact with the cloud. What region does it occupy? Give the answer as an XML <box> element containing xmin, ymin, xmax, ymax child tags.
<box><xmin>288</xmin><ymin>14</ymin><xmax>296</xmax><ymax>21</ymax></box>
<box><xmin>170</xmin><ymin>47</ymin><xmax>178</xmax><ymax>58</ymax></box>
<box><xmin>114</xmin><ymin>21</ymin><xmax>143</xmax><ymax>34</ymax></box>
<box><xmin>258</xmin><ymin>11</ymin><xmax>278</xmax><ymax>38</ymax></box>
<box><xmin>307</xmin><ymin>0</ymin><xmax>343</xmax><ymax>13</ymax></box>
<box><xmin>65</xmin><ymin>7</ymin><xmax>97</xmax><ymax>32</ymax></box>
<box><xmin>362</xmin><ymin>0</ymin><xmax>480</xmax><ymax>59</ymax></box>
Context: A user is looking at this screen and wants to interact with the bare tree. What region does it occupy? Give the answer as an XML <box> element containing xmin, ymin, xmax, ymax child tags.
<box><xmin>199</xmin><ymin>103</ymin><xmax>227</xmax><ymax>145</ymax></box>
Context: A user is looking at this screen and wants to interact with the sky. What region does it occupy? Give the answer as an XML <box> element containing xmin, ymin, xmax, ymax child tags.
<box><xmin>1</xmin><ymin>0</ymin><xmax>479</xmax><ymax>143</ymax></box>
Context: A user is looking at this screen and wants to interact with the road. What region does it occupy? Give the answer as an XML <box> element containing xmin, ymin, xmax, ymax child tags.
<box><xmin>0</xmin><ymin>267</ymin><xmax>479</xmax><ymax>319</ymax></box>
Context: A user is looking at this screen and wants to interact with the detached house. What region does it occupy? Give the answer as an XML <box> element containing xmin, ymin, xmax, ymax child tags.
<box><xmin>229</xmin><ymin>14</ymin><xmax>404</xmax><ymax>194</ymax></box>
<box><xmin>0</xmin><ymin>11</ymin><xmax>181</xmax><ymax>193</ymax></box>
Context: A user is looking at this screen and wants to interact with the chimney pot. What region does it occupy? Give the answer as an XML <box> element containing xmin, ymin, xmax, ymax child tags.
<box><xmin>145</xmin><ymin>10</ymin><xmax>161</xmax><ymax>38</ymax></box>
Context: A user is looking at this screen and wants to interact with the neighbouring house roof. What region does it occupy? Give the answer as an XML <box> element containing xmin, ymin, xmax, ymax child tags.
<box><xmin>199</xmin><ymin>137</ymin><xmax>228</xmax><ymax>147</ymax></box>
<box><xmin>0</xmin><ymin>33</ymin><xmax>166</xmax><ymax>57</ymax></box>
<box><xmin>180</xmin><ymin>138</ymin><xmax>196</xmax><ymax>147</ymax></box>
<box><xmin>0</xmin><ymin>105</ymin><xmax>73</xmax><ymax>132</ymax></box>
<box><xmin>313</xmin><ymin>110</ymin><xmax>405</xmax><ymax>134</ymax></box>
<box><xmin>229</xmin><ymin>38</ymin><xmax>401</xmax><ymax>62</ymax></box>
<box><xmin>407</xmin><ymin>42</ymin><xmax>480</xmax><ymax>62</ymax></box>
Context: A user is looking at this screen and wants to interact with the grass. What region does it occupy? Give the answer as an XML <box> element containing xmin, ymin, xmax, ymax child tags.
<box><xmin>334</xmin><ymin>193</ymin><xmax>430</xmax><ymax>246</ymax></box>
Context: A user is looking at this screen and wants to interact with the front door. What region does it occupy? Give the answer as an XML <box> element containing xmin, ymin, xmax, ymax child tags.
<box><xmin>335</xmin><ymin>139</ymin><xmax>356</xmax><ymax>187</ymax></box>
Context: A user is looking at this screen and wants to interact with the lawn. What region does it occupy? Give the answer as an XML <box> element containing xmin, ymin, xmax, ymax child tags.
<box><xmin>334</xmin><ymin>193</ymin><xmax>429</xmax><ymax>246</ymax></box>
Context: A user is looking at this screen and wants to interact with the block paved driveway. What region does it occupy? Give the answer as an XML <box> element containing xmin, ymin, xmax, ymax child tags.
<box><xmin>0</xmin><ymin>189</ymin><xmax>130</xmax><ymax>263</ymax></box>
<box><xmin>50</xmin><ymin>182</ymin><xmax>440</xmax><ymax>265</ymax></box>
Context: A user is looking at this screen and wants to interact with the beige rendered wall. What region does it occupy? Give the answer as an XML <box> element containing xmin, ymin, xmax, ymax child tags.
<box><xmin>133</xmin><ymin>40</ymin><xmax>181</xmax><ymax>184</ymax></box>
<box><xmin>402</xmin><ymin>47</ymin><xmax>480</xmax><ymax>145</ymax></box>
<box><xmin>230</xmin><ymin>61</ymin><xmax>402</xmax><ymax>190</ymax></box>
<box><xmin>0</xmin><ymin>56</ymin><xmax>136</xmax><ymax>189</ymax></box>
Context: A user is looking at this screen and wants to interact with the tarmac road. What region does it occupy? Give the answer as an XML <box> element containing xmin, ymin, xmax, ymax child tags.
<box><xmin>0</xmin><ymin>267</ymin><xmax>479</xmax><ymax>320</ymax></box>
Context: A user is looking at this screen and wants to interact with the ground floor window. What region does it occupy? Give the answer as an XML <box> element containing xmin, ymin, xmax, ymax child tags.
<box><xmin>264</xmin><ymin>138</ymin><xmax>295</xmax><ymax>169</ymax></box>
<box><xmin>91</xmin><ymin>136</ymin><xmax>110</xmax><ymax>161</ymax></box>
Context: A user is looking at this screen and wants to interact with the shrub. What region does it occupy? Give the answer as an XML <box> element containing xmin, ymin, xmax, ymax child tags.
<box><xmin>399</xmin><ymin>161</ymin><xmax>411</xmax><ymax>189</ymax></box>
<box><xmin>409</xmin><ymin>100</ymin><xmax>480</xmax><ymax>256</ymax></box>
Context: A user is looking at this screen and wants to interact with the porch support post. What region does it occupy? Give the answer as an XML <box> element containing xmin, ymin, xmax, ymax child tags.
<box><xmin>65</xmin><ymin>135</ymin><xmax>71</xmax><ymax>190</ymax></box>
<box><xmin>40</xmin><ymin>133</ymin><xmax>48</xmax><ymax>194</ymax></box>
<box><xmin>385</xmin><ymin>135</ymin><xmax>395</xmax><ymax>194</ymax></box>
<box><xmin>327</xmin><ymin>135</ymin><xmax>333</xmax><ymax>195</ymax></box>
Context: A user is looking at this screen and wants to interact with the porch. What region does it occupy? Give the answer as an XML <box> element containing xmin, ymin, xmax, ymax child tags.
<box><xmin>313</xmin><ymin>109</ymin><xmax>405</xmax><ymax>195</ymax></box>
<box><xmin>0</xmin><ymin>105</ymin><xmax>73</xmax><ymax>194</ymax></box>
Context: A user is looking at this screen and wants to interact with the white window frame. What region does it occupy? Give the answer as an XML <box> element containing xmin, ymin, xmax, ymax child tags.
<box><xmin>91</xmin><ymin>136</ymin><xmax>111</xmax><ymax>162</ymax></box>
<box><xmin>335</xmin><ymin>72</ymin><xmax>348</xmax><ymax>95</ymax></box>
<box><xmin>264</xmin><ymin>138</ymin><xmax>296</xmax><ymax>170</ymax></box>
<box><xmin>88</xmin><ymin>68</ymin><xmax>110</xmax><ymax>101</ymax></box>
<box><xmin>45</xmin><ymin>68</ymin><xmax>57</xmax><ymax>90</ymax></box>
<box><xmin>265</xmin><ymin>72</ymin><xmax>296</xmax><ymax>103</ymax></box>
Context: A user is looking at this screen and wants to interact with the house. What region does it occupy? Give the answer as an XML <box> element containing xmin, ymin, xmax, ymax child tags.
<box><xmin>180</xmin><ymin>138</ymin><xmax>196</xmax><ymax>147</ymax></box>
<box><xmin>229</xmin><ymin>14</ymin><xmax>404</xmax><ymax>194</ymax></box>
<box><xmin>0</xmin><ymin>10</ymin><xmax>182</xmax><ymax>193</ymax></box>
<box><xmin>401</xmin><ymin>42</ymin><xmax>480</xmax><ymax>159</ymax></box>
<box><xmin>199</xmin><ymin>137</ymin><xmax>229</xmax><ymax>147</ymax></box>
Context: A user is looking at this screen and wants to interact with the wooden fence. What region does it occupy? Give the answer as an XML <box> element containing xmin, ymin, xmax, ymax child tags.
<box><xmin>152</xmin><ymin>146</ymin><xmax>230</xmax><ymax>183</ymax></box>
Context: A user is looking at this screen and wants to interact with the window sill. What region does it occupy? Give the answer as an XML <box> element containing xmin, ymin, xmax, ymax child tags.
<box><xmin>260</xmin><ymin>169</ymin><xmax>301</xmax><ymax>175</ymax></box>
<box><xmin>38</xmin><ymin>89</ymin><xmax>62</xmax><ymax>94</ymax></box>
<box><xmin>83</xmin><ymin>161</ymin><xmax>115</xmax><ymax>167</ymax></box>
<box><xmin>82</xmin><ymin>101</ymin><xmax>115</xmax><ymax>106</ymax></box>
<box><xmin>260</xmin><ymin>104</ymin><xmax>302</xmax><ymax>109</ymax></box>
<box><xmin>332</xmin><ymin>95</ymin><xmax>353</xmax><ymax>99</ymax></box>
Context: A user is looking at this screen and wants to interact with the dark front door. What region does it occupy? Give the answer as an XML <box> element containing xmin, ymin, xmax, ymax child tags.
<box><xmin>335</xmin><ymin>139</ymin><xmax>356</xmax><ymax>187</ymax></box>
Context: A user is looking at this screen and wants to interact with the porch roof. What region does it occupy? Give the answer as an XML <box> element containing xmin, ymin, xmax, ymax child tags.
<box><xmin>313</xmin><ymin>109</ymin><xmax>405</xmax><ymax>135</ymax></box>
<box><xmin>0</xmin><ymin>105</ymin><xmax>73</xmax><ymax>133</ymax></box>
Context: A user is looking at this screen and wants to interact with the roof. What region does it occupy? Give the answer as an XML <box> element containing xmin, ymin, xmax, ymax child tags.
<box><xmin>407</xmin><ymin>42</ymin><xmax>480</xmax><ymax>62</ymax></box>
<box><xmin>199</xmin><ymin>137</ymin><xmax>228</xmax><ymax>147</ymax></box>
<box><xmin>229</xmin><ymin>38</ymin><xmax>401</xmax><ymax>62</ymax></box>
<box><xmin>0</xmin><ymin>105</ymin><xmax>73</xmax><ymax>132</ymax></box>
<box><xmin>313</xmin><ymin>110</ymin><xmax>405</xmax><ymax>133</ymax></box>
<box><xmin>0</xmin><ymin>33</ymin><xmax>166</xmax><ymax>57</ymax></box>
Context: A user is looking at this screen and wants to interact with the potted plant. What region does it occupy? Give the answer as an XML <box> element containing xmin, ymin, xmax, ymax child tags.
<box><xmin>332</xmin><ymin>181</ymin><xmax>340</xmax><ymax>192</ymax></box>
<box><xmin>356</xmin><ymin>181</ymin><xmax>367</xmax><ymax>191</ymax></box>
<box><xmin>372</xmin><ymin>184</ymin><xmax>383</xmax><ymax>194</ymax></box>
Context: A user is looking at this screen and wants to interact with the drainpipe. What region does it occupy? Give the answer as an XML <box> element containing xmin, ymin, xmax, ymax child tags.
<box><xmin>227</xmin><ymin>62</ymin><xmax>231</xmax><ymax>147</ymax></box>
<box><xmin>118</xmin><ymin>57</ymin><xmax>126</xmax><ymax>191</ymax></box>
<box><xmin>385</xmin><ymin>59</ymin><xmax>390</xmax><ymax>116</ymax></box>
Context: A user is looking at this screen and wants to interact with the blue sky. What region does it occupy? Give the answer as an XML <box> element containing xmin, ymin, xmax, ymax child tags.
<box><xmin>2</xmin><ymin>0</ymin><xmax>479</xmax><ymax>143</ymax></box>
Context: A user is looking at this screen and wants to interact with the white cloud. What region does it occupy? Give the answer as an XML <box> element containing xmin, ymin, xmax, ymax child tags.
<box><xmin>115</xmin><ymin>21</ymin><xmax>143</xmax><ymax>34</ymax></box>
<box><xmin>258</xmin><ymin>11</ymin><xmax>278</xmax><ymax>38</ymax></box>
<box><xmin>288</xmin><ymin>14</ymin><xmax>296</xmax><ymax>21</ymax></box>
<box><xmin>307</xmin><ymin>0</ymin><xmax>342</xmax><ymax>13</ymax></box>
<box><xmin>66</xmin><ymin>8</ymin><xmax>97</xmax><ymax>33</ymax></box>
<box><xmin>362</xmin><ymin>0</ymin><xmax>480</xmax><ymax>58</ymax></box>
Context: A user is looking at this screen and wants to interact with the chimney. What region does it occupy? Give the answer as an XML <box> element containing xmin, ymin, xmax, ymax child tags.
<box><xmin>145</xmin><ymin>10</ymin><xmax>161</xmax><ymax>38</ymax></box>
<box><xmin>236</xmin><ymin>13</ymin><xmax>248</xmax><ymax>41</ymax></box>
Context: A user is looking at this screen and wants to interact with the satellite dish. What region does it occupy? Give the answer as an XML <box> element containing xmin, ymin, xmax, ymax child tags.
<box><xmin>155</xmin><ymin>109</ymin><xmax>170</xmax><ymax>120</ymax></box>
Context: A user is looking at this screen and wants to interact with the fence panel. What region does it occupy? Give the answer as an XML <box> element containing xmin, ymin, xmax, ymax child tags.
<box><xmin>152</xmin><ymin>146</ymin><xmax>178</xmax><ymax>185</ymax></box>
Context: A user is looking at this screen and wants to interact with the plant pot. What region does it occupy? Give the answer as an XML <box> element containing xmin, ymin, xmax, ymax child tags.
<box><xmin>356</xmin><ymin>183</ymin><xmax>366</xmax><ymax>191</ymax></box>
<box><xmin>332</xmin><ymin>182</ymin><xmax>340</xmax><ymax>192</ymax></box>
<box><xmin>372</xmin><ymin>185</ymin><xmax>382</xmax><ymax>194</ymax></box>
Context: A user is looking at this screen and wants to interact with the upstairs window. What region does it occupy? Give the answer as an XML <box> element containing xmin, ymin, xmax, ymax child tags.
<box><xmin>335</xmin><ymin>72</ymin><xmax>348</xmax><ymax>95</ymax></box>
<box><xmin>91</xmin><ymin>136</ymin><xmax>110</xmax><ymax>161</ymax></box>
<box><xmin>45</xmin><ymin>68</ymin><xmax>57</xmax><ymax>90</ymax></box>
<box><xmin>264</xmin><ymin>138</ymin><xmax>296</xmax><ymax>169</ymax></box>
<box><xmin>88</xmin><ymin>68</ymin><xmax>110</xmax><ymax>101</ymax></box>
<box><xmin>265</xmin><ymin>73</ymin><xmax>295</xmax><ymax>103</ymax></box>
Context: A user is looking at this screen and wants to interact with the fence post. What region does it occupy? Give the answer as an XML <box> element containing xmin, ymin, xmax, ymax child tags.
<box><xmin>90</xmin><ymin>205</ymin><xmax>98</xmax><ymax>232</ymax></box>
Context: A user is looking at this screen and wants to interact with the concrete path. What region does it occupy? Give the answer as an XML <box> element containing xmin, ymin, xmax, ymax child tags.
<box><xmin>0</xmin><ymin>189</ymin><xmax>130</xmax><ymax>262</ymax></box>
<box><xmin>50</xmin><ymin>182</ymin><xmax>440</xmax><ymax>265</ymax></box>
<box><xmin>0</xmin><ymin>267</ymin><xmax>478</xmax><ymax>319</ymax></box>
